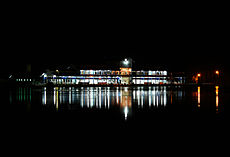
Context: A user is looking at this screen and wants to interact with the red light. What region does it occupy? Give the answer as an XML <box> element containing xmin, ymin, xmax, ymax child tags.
<box><xmin>215</xmin><ymin>70</ymin><xmax>219</xmax><ymax>75</ymax></box>
<box><xmin>197</xmin><ymin>73</ymin><xmax>201</xmax><ymax>77</ymax></box>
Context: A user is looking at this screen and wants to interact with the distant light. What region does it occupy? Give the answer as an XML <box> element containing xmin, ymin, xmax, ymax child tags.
<box><xmin>41</xmin><ymin>73</ymin><xmax>47</xmax><ymax>78</ymax></box>
<box><xmin>197</xmin><ymin>73</ymin><xmax>201</xmax><ymax>77</ymax></box>
<box><xmin>123</xmin><ymin>59</ymin><xmax>129</xmax><ymax>65</ymax></box>
<box><xmin>56</xmin><ymin>70</ymin><xmax>59</xmax><ymax>73</ymax></box>
<box><xmin>215</xmin><ymin>70</ymin><xmax>219</xmax><ymax>75</ymax></box>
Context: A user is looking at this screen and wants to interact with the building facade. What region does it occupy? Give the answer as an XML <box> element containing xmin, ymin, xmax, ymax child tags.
<box><xmin>41</xmin><ymin>58</ymin><xmax>185</xmax><ymax>85</ymax></box>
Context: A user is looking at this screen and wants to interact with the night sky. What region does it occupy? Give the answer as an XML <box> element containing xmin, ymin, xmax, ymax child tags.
<box><xmin>1</xmin><ymin>6</ymin><xmax>229</xmax><ymax>78</ymax></box>
<box><xmin>2</xmin><ymin>35</ymin><xmax>227</xmax><ymax>74</ymax></box>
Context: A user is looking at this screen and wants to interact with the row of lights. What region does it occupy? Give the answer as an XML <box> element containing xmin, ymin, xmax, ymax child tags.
<box><xmin>16</xmin><ymin>79</ymin><xmax>32</xmax><ymax>82</ymax></box>
<box><xmin>197</xmin><ymin>70</ymin><xmax>220</xmax><ymax>77</ymax></box>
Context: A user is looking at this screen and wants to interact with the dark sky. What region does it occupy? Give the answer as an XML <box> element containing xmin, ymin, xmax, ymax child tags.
<box><xmin>1</xmin><ymin>6</ymin><xmax>229</xmax><ymax>77</ymax></box>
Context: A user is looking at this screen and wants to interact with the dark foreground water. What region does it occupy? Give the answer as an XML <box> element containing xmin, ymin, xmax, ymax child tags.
<box><xmin>1</xmin><ymin>85</ymin><xmax>229</xmax><ymax>150</ymax></box>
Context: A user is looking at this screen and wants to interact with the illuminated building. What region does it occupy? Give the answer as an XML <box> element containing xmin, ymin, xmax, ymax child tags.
<box><xmin>41</xmin><ymin>58</ymin><xmax>185</xmax><ymax>85</ymax></box>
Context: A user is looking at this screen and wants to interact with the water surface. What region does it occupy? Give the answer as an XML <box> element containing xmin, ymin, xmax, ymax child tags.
<box><xmin>5</xmin><ymin>86</ymin><xmax>227</xmax><ymax>122</ymax></box>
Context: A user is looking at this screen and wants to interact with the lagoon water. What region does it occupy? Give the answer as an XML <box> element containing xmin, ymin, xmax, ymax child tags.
<box><xmin>4</xmin><ymin>86</ymin><xmax>227</xmax><ymax>122</ymax></box>
<box><xmin>1</xmin><ymin>85</ymin><xmax>229</xmax><ymax>145</ymax></box>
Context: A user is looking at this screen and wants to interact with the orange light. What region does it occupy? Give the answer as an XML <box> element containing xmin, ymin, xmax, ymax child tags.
<box><xmin>215</xmin><ymin>70</ymin><xmax>219</xmax><ymax>75</ymax></box>
<box><xmin>198</xmin><ymin>86</ymin><xmax>200</xmax><ymax>107</ymax></box>
<box><xmin>197</xmin><ymin>73</ymin><xmax>201</xmax><ymax>77</ymax></box>
<box><xmin>216</xmin><ymin>86</ymin><xmax>219</xmax><ymax>95</ymax></box>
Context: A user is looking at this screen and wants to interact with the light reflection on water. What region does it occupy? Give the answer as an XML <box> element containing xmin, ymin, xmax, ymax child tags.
<box><xmin>41</xmin><ymin>86</ymin><xmax>175</xmax><ymax>120</ymax></box>
<box><xmin>216</xmin><ymin>86</ymin><xmax>219</xmax><ymax>113</ymax></box>
<box><xmin>10</xmin><ymin>86</ymin><xmax>221</xmax><ymax>120</ymax></box>
<box><xmin>198</xmin><ymin>86</ymin><xmax>200</xmax><ymax>108</ymax></box>
<box><xmin>10</xmin><ymin>87</ymin><xmax>32</xmax><ymax>111</ymax></box>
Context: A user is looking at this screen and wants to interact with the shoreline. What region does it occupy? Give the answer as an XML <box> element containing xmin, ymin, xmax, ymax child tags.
<box><xmin>5</xmin><ymin>83</ymin><xmax>221</xmax><ymax>88</ymax></box>
<box><xmin>1</xmin><ymin>79</ymin><xmax>226</xmax><ymax>89</ymax></box>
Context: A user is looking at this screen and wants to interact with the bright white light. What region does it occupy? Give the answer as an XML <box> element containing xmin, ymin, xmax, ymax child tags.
<box><xmin>124</xmin><ymin>106</ymin><xmax>128</xmax><ymax>120</ymax></box>
<box><xmin>123</xmin><ymin>59</ymin><xmax>129</xmax><ymax>65</ymax></box>
<box><xmin>41</xmin><ymin>73</ymin><xmax>47</xmax><ymax>77</ymax></box>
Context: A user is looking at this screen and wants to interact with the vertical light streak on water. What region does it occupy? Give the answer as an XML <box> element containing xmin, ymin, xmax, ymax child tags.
<box><xmin>29</xmin><ymin>88</ymin><xmax>31</xmax><ymax>103</ymax></box>
<box><xmin>99</xmin><ymin>87</ymin><xmax>101</xmax><ymax>109</ymax></box>
<box><xmin>96</xmin><ymin>87</ymin><xmax>98</xmax><ymax>108</ymax></box>
<box><xmin>81</xmin><ymin>88</ymin><xmax>84</xmax><ymax>108</ymax></box>
<box><xmin>160</xmin><ymin>87</ymin><xmax>164</xmax><ymax>106</ymax></box>
<box><xmin>59</xmin><ymin>87</ymin><xmax>62</xmax><ymax>104</ymax></box>
<box><xmin>90</xmin><ymin>87</ymin><xmax>94</xmax><ymax>108</ymax></box>
<box><xmin>42</xmin><ymin>87</ymin><xmax>46</xmax><ymax>105</ymax></box>
<box><xmin>124</xmin><ymin>106</ymin><xmax>128</xmax><ymax>120</ymax></box>
<box><xmin>198</xmin><ymin>86</ymin><xmax>200</xmax><ymax>108</ymax></box>
<box><xmin>153</xmin><ymin>87</ymin><xmax>155</xmax><ymax>106</ymax></box>
<box><xmin>120</xmin><ymin>87</ymin><xmax>123</xmax><ymax>108</ymax></box>
<box><xmin>72</xmin><ymin>87</ymin><xmax>75</xmax><ymax>104</ymax></box>
<box><xmin>141</xmin><ymin>87</ymin><xmax>143</xmax><ymax>108</ymax></box>
<box><xmin>56</xmin><ymin>87</ymin><xmax>59</xmax><ymax>111</ymax></box>
<box><xmin>164</xmin><ymin>86</ymin><xmax>167</xmax><ymax>106</ymax></box>
<box><xmin>24</xmin><ymin>88</ymin><xmax>26</xmax><ymax>102</ymax></box>
<box><xmin>54</xmin><ymin>87</ymin><xmax>56</xmax><ymax>106</ymax></box>
<box><xmin>69</xmin><ymin>87</ymin><xmax>72</xmax><ymax>105</ymax></box>
<box><xmin>116</xmin><ymin>87</ymin><xmax>119</xmax><ymax>105</ymax></box>
<box><xmin>133</xmin><ymin>89</ymin><xmax>135</xmax><ymax>100</ymax></box>
<box><xmin>104</xmin><ymin>88</ymin><xmax>107</xmax><ymax>109</ymax></box>
<box><xmin>107</xmin><ymin>87</ymin><xmax>110</xmax><ymax>109</ymax></box>
<box><xmin>137</xmin><ymin>87</ymin><xmax>140</xmax><ymax>107</ymax></box>
<box><xmin>156</xmin><ymin>88</ymin><xmax>159</xmax><ymax>107</ymax></box>
<box><xmin>87</xmin><ymin>88</ymin><xmax>89</xmax><ymax>108</ymax></box>
<box><xmin>21</xmin><ymin>88</ymin><xmax>23</xmax><ymax>102</ymax></box>
<box><xmin>18</xmin><ymin>87</ymin><xmax>21</xmax><ymax>102</ymax></box>
<box><xmin>216</xmin><ymin>86</ymin><xmax>219</xmax><ymax>113</ymax></box>
<box><xmin>149</xmin><ymin>87</ymin><xmax>151</xmax><ymax>107</ymax></box>
<box><xmin>170</xmin><ymin>90</ymin><xmax>173</xmax><ymax>104</ymax></box>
